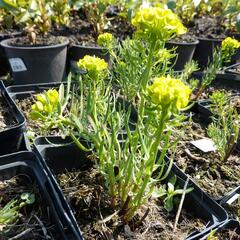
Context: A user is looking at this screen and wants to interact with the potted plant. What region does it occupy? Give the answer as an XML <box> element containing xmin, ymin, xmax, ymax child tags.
<box><xmin>0</xmin><ymin>0</ymin><xmax>69</xmax><ymax>85</ymax></box>
<box><xmin>0</xmin><ymin>5</ymin><xmax>24</xmax><ymax>77</ymax></box>
<box><xmin>66</xmin><ymin>0</ymin><xmax>133</xmax><ymax>66</ymax></box>
<box><xmin>165</xmin><ymin>0</ymin><xmax>199</xmax><ymax>71</ymax></box>
<box><xmin>192</xmin><ymin>0</ymin><xmax>240</xmax><ymax>69</ymax></box>
<box><xmin>23</xmin><ymin>6</ymin><xmax>229</xmax><ymax>238</ymax></box>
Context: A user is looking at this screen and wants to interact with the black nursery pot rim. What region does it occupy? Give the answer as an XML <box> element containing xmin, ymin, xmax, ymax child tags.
<box><xmin>71</xmin><ymin>43</ymin><xmax>107</xmax><ymax>51</ymax></box>
<box><xmin>225</xmin><ymin>62</ymin><xmax>240</xmax><ymax>75</ymax></box>
<box><xmin>0</xmin><ymin>37</ymin><xmax>69</xmax><ymax>50</ymax></box>
<box><xmin>167</xmin><ymin>39</ymin><xmax>199</xmax><ymax>45</ymax></box>
<box><xmin>197</xmin><ymin>37</ymin><xmax>223</xmax><ymax>42</ymax></box>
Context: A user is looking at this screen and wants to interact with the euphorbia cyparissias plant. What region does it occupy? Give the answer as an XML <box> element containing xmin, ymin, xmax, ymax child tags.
<box><xmin>193</xmin><ymin>36</ymin><xmax>240</xmax><ymax>100</ymax></box>
<box><xmin>84</xmin><ymin>75</ymin><xmax>192</xmax><ymax>223</ymax></box>
<box><xmin>221</xmin><ymin>37</ymin><xmax>240</xmax><ymax>63</ymax></box>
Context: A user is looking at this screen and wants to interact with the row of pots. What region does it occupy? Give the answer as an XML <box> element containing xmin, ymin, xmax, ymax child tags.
<box><xmin>1</xmin><ymin>33</ymin><xmax>240</xmax><ymax>86</ymax></box>
<box><xmin>0</xmin><ymin>79</ymin><xmax>240</xmax><ymax>239</ymax></box>
<box><xmin>0</xmin><ymin>33</ymin><xmax>109</xmax><ymax>85</ymax></box>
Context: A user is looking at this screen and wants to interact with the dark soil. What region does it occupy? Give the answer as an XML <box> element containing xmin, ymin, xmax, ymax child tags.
<box><xmin>192</xmin><ymin>83</ymin><xmax>240</xmax><ymax>100</ymax></box>
<box><xmin>0</xmin><ymin>93</ymin><xmax>17</xmax><ymax>131</ymax></box>
<box><xmin>56</xmin><ymin>157</ymin><xmax>205</xmax><ymax>240</ymax></box>
<box><xmin>0</xmin><ymin>175</ymin><xmax>59</xmax><ymax>239</ymax></box>
<box><xmin>190</xmin><ymin>15</ymin><xmax>226</xmax><ymax>40</ymax></box>
<box><xmin>8</xmin><ymin>35</ymin><xmax>67</xmax><ymax>47</ymax></box>
<box><xmin>53</xmin><ymin>9</ymin><xmax>134</xmax><ymax>46</ymax></box>
<box><xmin>169</xmin><ymin>33</ymin><xmax>198</xmax><ymax>44</ymax></box>
<box><xmin>174</xmin><ymin>114</ymin><xmax>240</xmax><ymax>198</ymax></box>
<box><xmin>0</xmin><ymin>30</ymin><xmax>23</xmax><ymax>41</ymax></box>
<box><xmin>215</xmin><ymin>228</ymin><xmax>240</xmax><ymax>239</ymax></box>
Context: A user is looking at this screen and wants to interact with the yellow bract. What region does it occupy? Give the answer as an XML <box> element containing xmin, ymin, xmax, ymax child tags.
<box><xmin>148</xmin><ymin>76</ymin><xmax>191</xmax><ymax>110</ymax></box>
<box><xmin>32</xmin><ymin>89</ymin><xmax>59</xmax><ymax>114</ymax></box>
<box><xmin>77</xmin><ymin>55</ymin><xmax>108</xmax><ymax>73</ymax></box>
<box><xmin>97</xmin><ymin>33</ymin><xmax>113</xmax><ymax>47</ymax></box>
<box><xmin>132</xmin><ymin>7</ymin><xmax>187</xmax><ymax>42</ymax></box>
<box><xmin>221</xmin><ymin>37</ymin><xmax>240</xmax><ymax>63</ymax></box>
<box><xmin>221</xmin><ymin>37</ymin><xmax>240</xmax><ymax>51</ymax></box>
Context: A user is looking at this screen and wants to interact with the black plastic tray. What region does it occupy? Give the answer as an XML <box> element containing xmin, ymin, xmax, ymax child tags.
<box><xmin>33</xmin><ymin>136</ymin><xmax>228</xmax><ymax>240</ymax></box>
<box><xmin>0</xmin><ymin>151</ymin><xmax>82</xmax><ymax>239</ymax></box>
<box><xmin>193</xmin><ymin>69</ymin><xmax>240</xmax><ymax>82</ymax></box>
<box><xmin>225</xmin><ymin>63</ymin><xmax>240</xmax><ymax>76</ymax></box>
<box><xmin>0</xmin><ymin>80</ymin><xmax>25</xmax><ymax>155</ymax></box>
<box><xmin>197</xmin><ymin>93</ymin><xmax>240</xmax><ymax>118</ymax></box>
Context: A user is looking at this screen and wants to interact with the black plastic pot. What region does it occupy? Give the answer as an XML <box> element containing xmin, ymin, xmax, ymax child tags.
<box><xmin>0</xmin><ymin>32</ymin><xmax>22</xmax><ymax>76</ymax></box>
<box><xmin>0</xmin><ymin>151</ymin><xmax>82</xmax><ymax>239</ymax></box>
<box><xmin>0</xmin><ymin>80</ymin><xmax>25</xmax><ymax>155</ymax></box>
<box><xmin>193</xmin><ymin>37</ymin><xmax>222</xmax><ymax>70</ymax></box>
<box><xmin>166</xmin><ymin>40</ymin><xmax>199</xmax><ymax>71</ymax></box>
<box><xmin>193</xmin><ymin>70</ymin><xmax>240</xmax><ymax>89</ymax></box>
<box><xmin>33</xmin><ymin>136</ymin><xmax>228</xmax><ymax>240</ymax></box>
<box><xmin>1</xmin><ymin>37</ymin><xmax>69</xmax><ymax>85</ymax></box>
<box><xmin>67</xmin><ymin>44</ymin><xmax>110</xmax><ymax>73</ymax></box>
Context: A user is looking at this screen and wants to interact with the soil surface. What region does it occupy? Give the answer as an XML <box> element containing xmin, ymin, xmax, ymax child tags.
<box><xmin>215</xmin><ymin>228</ymin><xmax>240</xmax><ymax>239</ymax></box>
<box><xmin>56</xmin><ymin>157</ymin><xmax>205</xmax><ymax>240</ymax></box>
<box><xmin>8</xmin><ymin>35</ymin><xmax>67</xmax><ymax>47</ymax></box>
<box><xmin>193</xmin><ymin>82</ymin><xmax>240</xmax><ymax>100</ymax></box>
<box><xmin>53</xmin><ymin>8</ymin><xmax>134</xmax><ymax>46</ymax></box>
<box><xmin>0</xmin><ymin>30</ymin><xmax>23</xmax><ymax>40</ymax></box>
<box><xmin>0</xmin><ymin>175</ymin><xmax>59</xmax><ymax>239</ymax></box>
<box><xmin>173</xmin><ymin>113</ymin><xmax>240</xmax><ymax>198</ymax></box>
<box><xmin>190</xmin><ymin>16</ymin><xmax>226</xmax><ymax>40</ymax></box>
<box><xmin>0</xmin><ymin>93</ymin><xmax>17</xmax><ymax>131</ymax></box>
<box><xmin>169</xmin><ymin>33</ymin><xmax>198</xmax><ymax>44</ymax></box>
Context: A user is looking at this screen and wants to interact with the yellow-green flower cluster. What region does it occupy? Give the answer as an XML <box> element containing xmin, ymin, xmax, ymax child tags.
<box><xmin>148</xmin><ymin>76</ymin><xmax>191</xmax><ymax>110</ymax></box>
<box><xmin>77</xmin><ymin>55</ymin><xmax>108</xmax><ymax>79</ymax></box>
<box><xmin>156</xmin><ymin>48</ymin><xmax>175</xmax><ymax>64</ymax></box>
<box><xmin>97</xmin><ymin>33</ymin><xmax>113</xmax><ymax>48</ymax></box>
<box><xmin>222</xmin><ymin>37</ymin><xmax>240</xmax><ymax>51</ymax></box>
<box><xmin>132</xmin><ymin>7</ymin><xmax>187</xmax><ymax>42</ymax></box>
<box><xmin>31</xmin><ymin>89</ymin><xmax>59</xmax><ymax>117</ymax></box>
<box><xmin>221</xmin><ymin>37</ymin><xmax>240</xmax><ymax>63</ymax></box>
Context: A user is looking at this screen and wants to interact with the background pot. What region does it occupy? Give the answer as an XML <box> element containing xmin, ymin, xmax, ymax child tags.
<box><xmin>193</xmin><ymin>37</ymin><xmax>222</xmax><ymax>70</ymax></box>
<box><xmin>166</xmin><ymin>40</ymin><xmax>199</xmax><ymax>71</ymax></box>
<box><xmin>67</xmin><ymin>44</ymin><xmax>110</xmax><ymax>73</ymax></box>
<box><xmin>0</xmin><ymin>32</ymin><xmax>22</xmax><ymax>77</ymax></box>
<box><xmin>1</xmin><ymin>37</ymin><xmax>69</xmax><ymax>85</ymax></box>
